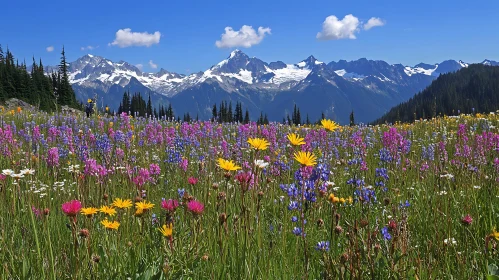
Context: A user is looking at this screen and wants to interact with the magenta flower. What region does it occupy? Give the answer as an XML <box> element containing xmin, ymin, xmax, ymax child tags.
<box><xmin>62</xmin><ymin>200</ymin><xmax>82</xmax><ymax>217</ymax></box>
<box><xmin>187</xmin><ymin>200</ymin><xmax>204</xmax><ymax>216</ymax></box>
<box><xmin>161</xmin><ymin>199</ymin><xmax>179</xmax><ymax>212</ymax></box>
<box><xmin>47</xmin><ymin>147</ymin><xmax>60</xmax><ymax>167</ymax></box>
<box><xmin>149</xmin><ymin>163</ymin><xmax>161</xmax><ymax>175</ymax></box>
<box><xmin>461</xmin><ymin>214</ymin><xmax>473</xmax><ymax>226</ymax></box>
<box><xmin>188</xmin><ymin>177</ymin><xmax>198</xmax><ymax>185</ymax></box>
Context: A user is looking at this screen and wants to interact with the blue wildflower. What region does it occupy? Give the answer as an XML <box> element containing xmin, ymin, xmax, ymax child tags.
<box><xmin>177</xmin><ymin>188</ymin><xmax>186</xmax><ymax>198</ymax></box>
<box><xmin>315</xmin><ymin>241</ymin><xmax>330</xmax><ymax>251</ymax></box>
<box><xmin>381</xmin><ymin>227</ymin><xmax>392</xmax><ymax>240</ymax></box>
<box><xmin>292</xmin><ymin>227</ymin><xmax>302</xmax><ymax>236</ymax></box>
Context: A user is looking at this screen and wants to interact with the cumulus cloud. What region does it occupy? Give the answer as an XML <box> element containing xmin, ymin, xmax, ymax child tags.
<box><xmin>46</xmin><ymin>46</ymin><xmax>54</xmax><ymax>52</ymax></box>
<box><xmin>316</xmin><ymin>14</ymin><xmax>360</xmax><ymax>40</ymax></box>
<box><xmin>317</xmin><ymin>14</ymin><xmax>385</xmax><ymax>41</ymax></box>
<box><xmin>135</xmin><ymin>64</ymin><xmax>144</xmax><ymax>70</ymax></box>
<box><xmin>110</xmin><ymin>28</ymin><xmax>161</xmax><ymax>48</ymax></box>
<box><xmin>80</xmin><ymin>45</ymin><xmax>96</xmax><ymax>51</ymax></box>
<box><xmin>364</xmin><ymin>17</ymin><xmax>385</xmax><ymax>30</ymax></box>
<box><xmin>215</xmin><ymin>25</ymin><xmax>271</xmax><ymax>48</ymax></box>
<box><xmin>148</xmin><ymin>60</ymin><xmax>158</xmax><ymax>69</ymax></box>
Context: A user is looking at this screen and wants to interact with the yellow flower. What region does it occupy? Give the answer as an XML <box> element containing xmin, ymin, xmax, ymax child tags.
<box><xmin>109</xmin><ymin>122</ymin><xmax>114</xmax><ymax>128</ymax></box>
<box><xmin>339</xmin><ymin>198</ymin><xmax>346</xmax><ymax>204</ymax></box>
<box><xmin>491</xmin><ymin>228</ymin><xmax>499</xmax><ymax>241</ymax></box>
<box><xmin>135</xmin><ymin>208</ymin><xmax>144</xmax><ymax>216</ymax></box>
<box><xmin>293</xmin><ymin>151</ymin><xmax>317</xmax><ymax>166</ymax></box>
<box><xmin>112</xmin><ymin>198</ymin><xmax>133</xmax><ymax>209</ymax></box>
<box><xmin>328</xmin><ymin>193</ymin><xmax>335</xmax><ymax>203</ymax></box>
<box><xmin>105</xmin><ymin>106</ymin><xmax>109</xmax><ymax>112</ymax></box>
<box><xmin>158</xmin><ymin>224</ymin><xmax>173</xmax><ymax>238</ymax></box>
<box><xmin>347</xmin><ymin>196</ymin><xmax>353</xmax><ymax>204</ymax></box>
<box><xmin>287</xmin><ymin>133</ymin><xmax>305</xmax><ymax>146</ymax></box>
<box><xmin>80</xmin><ymin>207</ymin><xmax>99</xmax><ymax>217</ymax></box>
<box><xmin>87</xmin><ymin>99</ymin><xmax>92</xmax><ymax>103</ymax></box>
<box><xmin>217</xmin><ymin>158</ymin><xmax>241</xmax><ymax>171</ymax></box>
<box><xmin>247</xmin><ymin>137</ymin><xmax>269</xmax><ymax>150</ymax></box>
<box><xmin>321</xmin><ymin>119</ymin><xmax>340</xmax><ymax>132</ymax></box>
<box><xmin>99</xmin><ymin>205</ymin><xmax>117</xmax><ymax>216</ymax></box>
<box><xmin>135</xmin><ymin>200</ymin><xmax>155</xmax><ymax>213</ymax></box>
<box><xmin>101</xmin><ymin>219</ymin><xmax>120</xmax><ymax>230</ymax></box>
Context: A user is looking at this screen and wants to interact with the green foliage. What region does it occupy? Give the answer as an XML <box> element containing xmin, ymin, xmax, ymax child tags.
<box><xmin>0</xmin><ymin>45</ymin><xmax>79</xmax><ymax>111</ymax></box>
<box><xmin>0</xmin><ymin>101</ymin><xmax>499</xmax><ymax>279</ymax></box>
<box><xmin>375</xmin><ymin>64</ymin><xmax>499</xmax><ymax>124</ymax></box>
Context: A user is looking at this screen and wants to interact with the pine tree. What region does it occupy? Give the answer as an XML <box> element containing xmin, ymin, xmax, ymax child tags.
<box><xmin>244</xmin><ymin>109</ymin><xmax>250</xmax><ymax>124</ymax></box>
<box><xmin>349</xmin><ymin>110</ymin><xmax>355</xmax><ymax>126</ymax></box>
<box><xmin>227</xmin><ymin>102</ymin><xmax>233</xmax><ymax>122</ymax></box>
<box><xmin>167</xmin><ymin>103</ymin><xmax>174</xmax><ymax>119</ymax></box>
<box><xmin>296</xmin><ymin>107</ymin><xmax>301</xmax><ymax>125</ymax></box>
<box><xmin>146</xmin><ymin>93</ymin><xmax>153</xmax><ymax>116</ymax></box>
<box><xmin>57</xmin><ymin>46</ymin><xmax>77</xmax><ymax>108</ymax></box>
<box><xmin>212</xmin><ymin>104</ymin><xmax>218</xmax><ymax>121</ymax></box>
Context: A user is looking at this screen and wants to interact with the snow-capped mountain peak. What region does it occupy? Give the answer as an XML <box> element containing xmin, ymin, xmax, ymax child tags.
<box><xmin>482</xmin><ymin>59</ymin><xmax>499</xmax><ymax>66</ymax></box>
<box><xmin>296</xmin><ymin>55</ymin><xmax>324</xmax><ymax>69</ymax></box>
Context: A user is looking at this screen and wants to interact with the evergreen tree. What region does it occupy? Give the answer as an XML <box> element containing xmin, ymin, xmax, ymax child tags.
<box><xmin>146</xmin><ymin>93</ymin><xmax>153</xmax><ymax>116</ymax></box>
<box><xmin>227</xmin><ymin>102</ymin><xmax>233</xmax><ymax>122</ymax></box>
<box><xmin>244</xmin><ymin>109</ymin><xmax>250</xmax><ymax>124</ymax></box>
<box><xmin>212</xmin><ymin>104</ymin><xmax>218</xmax><ymax>121</ymax></box>
<box><xmin>167</xmin><ymin>103</ymin><xmax>174</xmax><ymax>119</ymax></box>
<box><xmin>349</xmin><ymin>110</ymin><xmax>355</xmax><ymax>126</ymax></box>
<box><xmin>57</xmin><ymin>46</ymin><xmax>77</xmax><ymax>108</ymax></box>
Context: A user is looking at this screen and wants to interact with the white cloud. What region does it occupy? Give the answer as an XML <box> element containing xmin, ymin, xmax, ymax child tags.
<box><xmin>364</xmin><ymin>17</ymin><xmax>385</xmax><ymax>30</ymax></box>
<box><xmin>136</xmin><ymin>64</ymin><xmax>144</xmax><ymax>70</ymax></box>
<box><xmin>215</xmin><ymin>25</ymin><xmax>271</xmax><ymax>48</ymax></box>
<box><xmin>148</xmin><ymin>60</ymin><xmax>158</xmax><ymax>69</ymax></box>
<box><xmin>110</xmin><ymin>28</ymin><xmax>161</xmax><ymax>48</ymax></box>
<box><xmin>80</xmin><ymin>45</ymin><xmax>96</xmax><ymax>51</ymax></box>
<box><xmin>316</xmin><ymin>14</ymin><xmax>360</xmax><ymax>40</ymax></box>
<box><xmin>46</xmin><ymin>46</ymin><xmax>54</xmax><ymax>52</ymax></box>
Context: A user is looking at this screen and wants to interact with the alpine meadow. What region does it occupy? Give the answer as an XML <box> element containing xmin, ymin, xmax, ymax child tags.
<box><xmin>1</xmin><ymin>0</ymin><xmax>499</xmax><ymax>279</ymax></box>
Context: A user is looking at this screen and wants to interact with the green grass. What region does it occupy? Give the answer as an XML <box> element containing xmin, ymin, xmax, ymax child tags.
<box><xmin>0</xmin><ymin>110</ymin><xmax>498</xmax><ymax>279</ymax></box>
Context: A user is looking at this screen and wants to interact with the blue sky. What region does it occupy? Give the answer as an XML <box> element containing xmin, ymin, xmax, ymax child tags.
<box><xmin>1</xmin><ymin>0</ymin><xmax>498</xmax><ymax>74</ymax></box>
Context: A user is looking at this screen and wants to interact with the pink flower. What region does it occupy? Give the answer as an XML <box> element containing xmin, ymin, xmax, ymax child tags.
<box><xmin>47</xmin><ymin>147</ymin><xmax>59</xmax><ymax>167</ymax></box>
<box><xmin>161</xmin><ymin>199</ymin><xmax>179</xmax><ymax>212</ymax></box>
<box><xmin>461</xmin><ymin>214</ymin><xmax>473</xmax><ymax>226</ymax></box>
<box><xmin>0</xmin><ymin>174</ymin><xmax>6</xmax><ymax>181</ymax></box>
<box><xmin>62</xmin><ymin>200</ymin><xmax>82</xmax><ymax>217</ymax></box>
<box><xmin>188</xmin><ymin>177</ymin><xmax>198</xmax><ymax>185</ymax></box>
<box><xmin>149</xmin><ymin>164</ymin><xmax>161</xmax><ymax>175</ymax></box>
<box><xmin>187</xmin><ymin>200</ymin><xmax>204</xmax><ymax>216</ymax></box>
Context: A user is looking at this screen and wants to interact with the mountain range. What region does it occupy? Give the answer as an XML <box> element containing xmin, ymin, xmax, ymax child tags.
<box><xmin>48</xmin><ymin>50</ymin><xmax>498</xmax><ymax>124</ymax></box>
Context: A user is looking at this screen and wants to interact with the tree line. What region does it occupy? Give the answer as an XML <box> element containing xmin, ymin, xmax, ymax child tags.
<box><xmin>0</xmin><ymin>45</ymin><xmax>79</xmax><ymax>111</ymax></box>
<box><xmin>374</xmin><ymin>64</ymin><xmax>499</xmax><ymax>124</ymax></box>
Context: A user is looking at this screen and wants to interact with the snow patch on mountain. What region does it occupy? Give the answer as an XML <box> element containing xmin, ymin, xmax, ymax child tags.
<box><xmin>404</xmin><ymin>65</ymin><xmax>438</xmax><ymax>76</ymax></box>
<box><xmin>222</xmin><ymin>69</ymin><xmax>253</xmax><ymax>84</ymax></box>
<box><xmin>334</xmin><ymin>69</ymin><xmax>366</xmax><ymax>80</ymax></box>
<box><xmin>266</xmin><ymin>65</ymin><xmax>311</xmax><ymax>85</ymax></box>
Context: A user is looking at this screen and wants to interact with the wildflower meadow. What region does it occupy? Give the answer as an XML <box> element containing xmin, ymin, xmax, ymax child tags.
<box><xmin>1</xmin><ymin>108</ymin><xmax>499</xmax><ymax>279</ymax></box>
